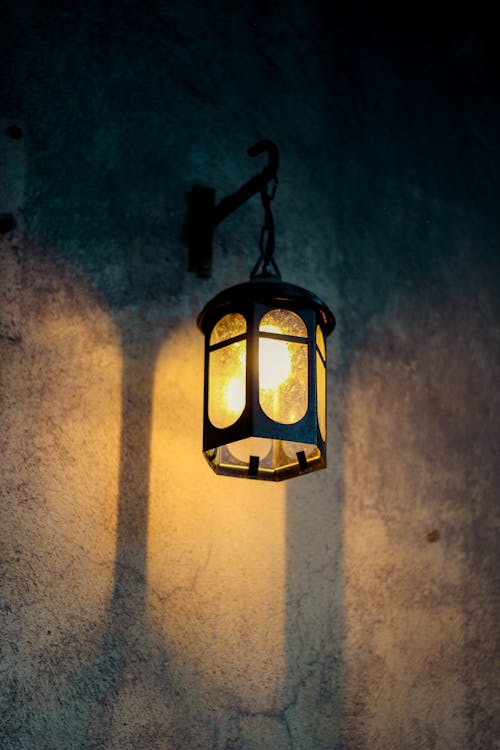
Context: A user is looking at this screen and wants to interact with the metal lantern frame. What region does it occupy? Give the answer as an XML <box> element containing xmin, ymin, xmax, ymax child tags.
<box><xmin>197</xmin><ymin>277</ymin><xmax>335</xmax><ymax>480</ymax></box>
<box><xmin>187</xmin><ymin>139</ymin><xmax>335</xmax><ymax>481</ymax></box>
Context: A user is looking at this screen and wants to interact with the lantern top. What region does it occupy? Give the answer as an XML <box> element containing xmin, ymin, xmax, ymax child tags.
<box><xmin>197</xmin><ymin>276</ymin><xmax>335</xmax><ymax>336</ymax></box>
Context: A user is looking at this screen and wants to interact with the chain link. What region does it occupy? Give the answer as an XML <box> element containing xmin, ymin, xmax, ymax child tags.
<box><xmin>250</xmin><ymin>177</ymin><xmax>280</xmax><ymax>279</ymax></box>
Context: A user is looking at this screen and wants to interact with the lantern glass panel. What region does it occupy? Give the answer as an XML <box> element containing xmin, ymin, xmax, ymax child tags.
<box><xmin>209</xmin><ymin>311</ymin><xmax>246</xmax><ymax>345</ymax></box>
<box><xmin>281</xmin><ymin>441</ymin><xmax>321</xmax><ymax>461</ymax></box>
<box><xmin>316</xmin><ymin>323</ymin><xmax>325</xmax><ymax>359</ymax></box>
<box><xmin>258</xmin><ymin>309</ymin><xmax>308</xmax><ymax>424</ymax></box>
<box><xmin>208</xmin><ymin>313</ymin><xmax>247</xmax><ymax>429</ymax></box>
<box><xmin>316</xmin><ymin>325</ymin><xmax>326</xmax><ymax>440</ymax></box>
<box><xmin>206</xmin><ymin>438</ymin><xmax>323</xmax><ymax>480</ymax></box>
<box><xmin>227</xmin><ymin>436</ymin><xmax>273</xmax><ymax>463</ymax></box>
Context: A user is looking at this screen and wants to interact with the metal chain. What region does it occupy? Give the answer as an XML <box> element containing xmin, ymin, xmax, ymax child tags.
<box><xmin>250</xmin><ymin>176</ymin><xmax>281</xmax><ymax>279</ymax></box>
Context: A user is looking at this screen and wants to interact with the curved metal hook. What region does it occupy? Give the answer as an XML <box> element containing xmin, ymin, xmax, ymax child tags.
<box><xmin>248</xmin><ymin>140</ymin><xmax>279</xmax><ymax>183</ymax></box>
<box><xmin>188</xmin><ymin>140</ymin><xmax>280</xmax><ymax>277</ymax></box>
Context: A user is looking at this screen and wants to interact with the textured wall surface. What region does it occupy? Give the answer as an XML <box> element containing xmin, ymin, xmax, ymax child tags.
<box><xmin>1</xmin><ymin>2</ymin><xmax>499</xmax><ymax>749</ymax></box>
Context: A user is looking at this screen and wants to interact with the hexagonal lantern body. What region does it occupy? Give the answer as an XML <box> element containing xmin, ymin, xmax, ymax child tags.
<box><xmin>197</xmin><ymin>277</ymin><xmax>335</xmax><ymax>480</ymax></box>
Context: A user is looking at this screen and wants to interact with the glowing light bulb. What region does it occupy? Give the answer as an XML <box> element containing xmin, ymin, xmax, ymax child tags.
<box><xmin>259</xmin><ymin>326</ymin><xmax>292</xmax><ymax>389</ymax></box>
<box><xmin>224</xmin><ymin>376</ymin><xmax>245</xmax><ymax>415</ymax></box>
<box><xmin>218</xmin><ymin>325</ymin><xmax>294</xmax><ymax>425</ymax></box>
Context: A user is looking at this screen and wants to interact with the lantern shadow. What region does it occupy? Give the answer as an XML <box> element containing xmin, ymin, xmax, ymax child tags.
<box><xmin>75</xmin><ymin>313</ymin><xmax>289</xmax><ymax>747</ymax></box>
<box><xmin>283</xmin><ymin>377</ymin><xmax>345</xmax><ymax>745</ymax></box>
<box><xmin>58</xmin><ymin>324</ymin><xmax>172</xmax><ymax>747</ymax></box>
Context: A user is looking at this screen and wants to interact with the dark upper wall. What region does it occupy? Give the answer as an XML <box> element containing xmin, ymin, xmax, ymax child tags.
<box><xmin>4</xmin><ymin>2</ymin><xmax>498</xmax><ymax>312</ymax></box>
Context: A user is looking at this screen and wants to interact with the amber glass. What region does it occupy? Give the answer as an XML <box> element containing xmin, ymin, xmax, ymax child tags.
<box><xmin>316</xmin><ymin>325</ymin><xmax>326</xmax><ymax>440</ymax></box>
<box><xmin>258</xmin><ymin>309</ymin><xmax>308</xmax><ymax>424</ymax></box>
<box><xmin>208</xmin><ymin>313</ymin><xmax>247</xmax><ymax>429</ymax></box>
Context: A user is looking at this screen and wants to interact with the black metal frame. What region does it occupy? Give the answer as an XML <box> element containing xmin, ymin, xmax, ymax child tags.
<box><xmin>186</xmin><ymin>141</ymin><xmax>279</xmax><ymax>278</ymax></box>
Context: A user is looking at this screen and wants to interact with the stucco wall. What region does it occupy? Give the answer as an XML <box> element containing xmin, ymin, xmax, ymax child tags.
<box><xmin>1</xmin><ymin>3</ymin><xmax>498</xmax><ymax>749</ymax></box>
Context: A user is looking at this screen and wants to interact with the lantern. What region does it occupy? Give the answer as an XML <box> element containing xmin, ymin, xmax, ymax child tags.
<box><xmin>198</xmin><ymin>277</ymin><xmax>334</xmax><ymax>480</ymax></box>
<box><xmin>188</xmin><ymin>140</ymin><xmax>335</xmax><ymax>480</ymax></box>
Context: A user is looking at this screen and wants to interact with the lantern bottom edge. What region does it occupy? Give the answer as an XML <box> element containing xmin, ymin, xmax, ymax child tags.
<box><xmin>203</xmin><ymin>437</ymin><xmax>326</xmax><ymax>481</ymax></box>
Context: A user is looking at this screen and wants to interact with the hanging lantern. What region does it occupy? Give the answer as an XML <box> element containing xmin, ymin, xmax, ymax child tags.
<box><xmin>188</xmin><ymin>140</ymin><xmax>335</xmax><ymax>480</ymax></box>
<box><xmin>198</xmin><ymin>277</ymin><xmax>334</xmax><ymax>480</ymax></box>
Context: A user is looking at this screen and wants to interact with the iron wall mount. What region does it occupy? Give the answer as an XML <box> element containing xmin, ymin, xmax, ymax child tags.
<box><xmin>186</xmin><ymin>140</ymin><xmax>279</xmax><ymax>278</ymax></box>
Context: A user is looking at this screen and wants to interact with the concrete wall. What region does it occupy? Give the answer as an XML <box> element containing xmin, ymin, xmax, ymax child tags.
<box><xmin>1</xmin><ymin>3</ymin><xmax>498</xmax><ymax>748</ymax></box>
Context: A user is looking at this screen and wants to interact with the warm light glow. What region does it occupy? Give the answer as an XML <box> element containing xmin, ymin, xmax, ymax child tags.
<box><xmin>208</xmin><ymin>313</ymin><xmax>247</xmax><ymax>429</ymax></box>
<box><xmin>205</xmin><ymin>307</ymin><xmax>318</xmax><ymax>477</ymax></box>
<box><xmin>259</xmin><ymin>311</ymin><xmax>308</xmax><ymax>425</ymax></box>
<box><xmin>224</xmin><ymin>375</ymin><xmax>246</xmax><ymax>415</ymax></box>
<box><xmin>4</xmin><ymin>256</ymin><xmax>122</xmax><ymax>661</ymax></box>
<box><xmin>259</xmin><ymin>325</ymin><xmax>292</xmax><ymax>390</ymax></box>
<box><xmin>317</xmin><ymin>325</ymin><xmax>326</xmax><ymax>441</ymax></box>
<box><xmin>149</xmin><ymin>323</ymin><xmax>286</xmax><ymax>706</ymax></box>
<box><xmin>219</xmin><ymin>325</ymin><xmax>294</xmax><ymax>420</ymax></box>
<box><xmin>209</xmin><ymin>339</ymin><xmax>246</xmax><ymax>429</ymax></box>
